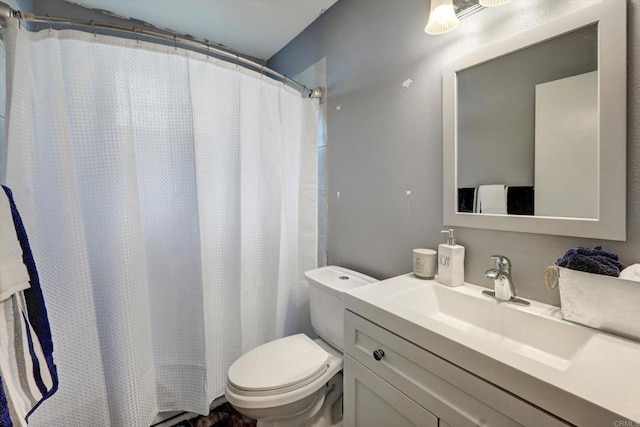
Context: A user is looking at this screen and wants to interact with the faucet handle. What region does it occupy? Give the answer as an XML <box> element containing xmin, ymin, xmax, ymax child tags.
<box><xmin>490</xmin><ymin>255</ymin><xmax>511</xmax><ymax>270</ymax></box>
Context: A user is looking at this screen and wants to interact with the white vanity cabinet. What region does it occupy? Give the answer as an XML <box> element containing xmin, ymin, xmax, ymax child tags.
<box><xmin>343</xmin><ymin>310</ymin><xmax>570</xmax><ymax>427</ymax></box>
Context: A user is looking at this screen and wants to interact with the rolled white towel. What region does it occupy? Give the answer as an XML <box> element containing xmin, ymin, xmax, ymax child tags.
<box><xmin>619</xmin><ymin>264</ymin><xmax>640</xmax><ymax>282</ymax></box>
<box><xmin>0</xmin><ymin>190</ymin><xmax>30</xmax><ymax>302</ymax></box>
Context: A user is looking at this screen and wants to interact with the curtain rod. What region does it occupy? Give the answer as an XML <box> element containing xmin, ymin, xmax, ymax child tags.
<box><xmin>0</xmin><ymin>2</ymin><xmax>322</xmax><ymax>99</ymax></box>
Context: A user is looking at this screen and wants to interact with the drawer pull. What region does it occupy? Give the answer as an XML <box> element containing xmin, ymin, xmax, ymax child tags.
<box><xmin>373</xmin><ymin>349</ymin><xmax>385</xmax><ymax>361</ymax></box>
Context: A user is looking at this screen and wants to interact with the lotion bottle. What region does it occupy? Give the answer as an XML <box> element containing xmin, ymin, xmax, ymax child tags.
<box><xmin>437</xmin><ymin>229</ymin><xmax>465</xmax><ymax>287</ymax></box>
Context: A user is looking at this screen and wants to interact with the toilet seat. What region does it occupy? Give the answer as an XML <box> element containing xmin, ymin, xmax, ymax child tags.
<box><xmin>226</xmin><ymin>337</ymin><xmax>343</xmax><ymax>411</ymax></box>
<box><xmin>228</xmin><ymin>334</ymin><xmax>330</xmax><ymax>396</ymax></box>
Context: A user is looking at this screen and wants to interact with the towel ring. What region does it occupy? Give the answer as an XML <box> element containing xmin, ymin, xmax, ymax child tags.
<box><xmin>545</xmin><ymin>265</ymin><xmax>560</xmax><ymax>290</ymax></box>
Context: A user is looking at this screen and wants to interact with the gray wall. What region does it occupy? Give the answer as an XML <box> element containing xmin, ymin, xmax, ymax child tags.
<box><xmin>457</xmin><ymin>24</ymin><xmax>597</xmax><ymax>188</ymax></box>
<box><xmin>269</xmin><ymin>0</ymin><xmax>640</xmax><ymax>306</ymax></box>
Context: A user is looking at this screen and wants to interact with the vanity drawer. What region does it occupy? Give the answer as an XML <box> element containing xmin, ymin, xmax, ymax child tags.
<box><xmin>344</xmin><ymin>310</ymin><xmax>570</xmax><ymax>427</ymax></box>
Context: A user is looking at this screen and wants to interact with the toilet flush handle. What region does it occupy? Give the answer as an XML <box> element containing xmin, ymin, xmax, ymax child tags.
<box><xmin>372</xmin><ymin>349</ymin><xmax>385</xmax><ymax>361</ymax></box>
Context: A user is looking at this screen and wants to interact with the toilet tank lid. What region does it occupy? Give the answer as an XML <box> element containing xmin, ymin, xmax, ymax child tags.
<box><xmin>305</xmin><ymin>266</ymin><xmax>377</xmax><ymax>298</ymax></box>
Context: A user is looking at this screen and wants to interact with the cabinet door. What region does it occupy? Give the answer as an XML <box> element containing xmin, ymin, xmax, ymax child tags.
<box><xmin>344</xmin><ymin>355</ymin><xmax>438</xmax><ymax>427</ymax></box>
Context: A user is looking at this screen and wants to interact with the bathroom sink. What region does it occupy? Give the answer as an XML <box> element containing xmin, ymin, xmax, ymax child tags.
<box><xmin>377</xmin><ymin>281</ymin><xmax>594</xmax><ymax>370</ymax></box>
<box><xmin>344</xmin><ymin>273</ymin><xmax>640</xmax><ymax>425</ymax></box>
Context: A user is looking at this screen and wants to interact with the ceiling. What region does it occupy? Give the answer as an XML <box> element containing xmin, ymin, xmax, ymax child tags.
<box><xmin>66</xmin><ymin>0</ymin><xmax>339</xmax><ymax>60</ymax></box>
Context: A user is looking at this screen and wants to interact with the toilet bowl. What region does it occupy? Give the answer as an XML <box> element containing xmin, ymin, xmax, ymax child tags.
<box><xmin>225</xmin><ymin>266</ymin><xmax>377</xmax><ymax>427</ymax></box>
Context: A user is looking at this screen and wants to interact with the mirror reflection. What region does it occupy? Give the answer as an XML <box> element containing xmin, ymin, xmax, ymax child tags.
<box><xmin>456</xmin><ymin>24</ymin><xmax>598</xmax><ymax>218</ymax></box>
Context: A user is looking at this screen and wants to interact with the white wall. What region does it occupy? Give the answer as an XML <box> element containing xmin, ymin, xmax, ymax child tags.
<box><xmin>534</xmin><ymin>71</ymin><xmax>599</xmax><ymax>218</ymax></box>
<box><xmin>294</xmin><ymin>58</ymin><xmax>329</xmax><ymax>267</ymax></box>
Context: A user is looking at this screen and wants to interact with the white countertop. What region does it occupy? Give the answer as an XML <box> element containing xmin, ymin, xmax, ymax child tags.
<box><xmin>344</xmin><ymin>273</ymin><xmax>640</xmax><ymax>425</ymax></box>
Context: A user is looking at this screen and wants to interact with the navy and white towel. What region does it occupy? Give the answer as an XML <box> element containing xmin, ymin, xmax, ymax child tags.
<box><xmin>0</xmin><ymin>186</ymin><xmax>57</xmax><ymax>427</ymax></box>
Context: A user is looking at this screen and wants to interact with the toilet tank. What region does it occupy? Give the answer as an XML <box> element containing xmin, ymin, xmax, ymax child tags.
<box><xmin>305</xmin><ymin>266</ymin><xmax>377</xmax><ymax>351</ymax></box>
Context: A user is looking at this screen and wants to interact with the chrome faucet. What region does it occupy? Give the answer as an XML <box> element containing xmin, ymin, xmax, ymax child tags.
<box><xmin>482</xmin><ymin>255</ymin><xmax>530</xmax><ymax>306</ymax></box>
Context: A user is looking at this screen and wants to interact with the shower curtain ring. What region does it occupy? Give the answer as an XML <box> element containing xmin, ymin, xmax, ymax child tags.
<box><xmin>91</xmin><ymin>19</ymin><xmax>96</xmax><ymax>37</ymax></box>
<box><xmin>261</xmin><ymin>65</ymin><xmax>264</xmax><ymax>78</ymax></box>
<box><xmin>174</xmin><ymin>34</ymin><xmax>177</xmax><ymax>50</ymax></box>
<box><xmin>235</xmin><ymin>54</ymin><xmax>239</xmax><ymax>69</ymax></box>
<box><xmin>46</xmin><ymin>14</ymin><xmax>51</xmax><ymax>32</ymax></box>
<box><xmin>133</xmin><ymin>26</ymin><xmax>139</xmax><ymax>44</ymax></box>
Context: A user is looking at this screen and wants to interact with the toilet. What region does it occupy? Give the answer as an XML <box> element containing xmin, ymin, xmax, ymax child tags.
<box><xmin>225</xmin><ymin>266</ymin><xmax>377</xmax><ymax>427</ymax></box>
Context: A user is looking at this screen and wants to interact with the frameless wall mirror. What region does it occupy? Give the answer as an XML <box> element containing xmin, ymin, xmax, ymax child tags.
<box><xmin>443</xmin><ymin>1</ymin><xmax>626</xmax><ymax>240</ymax></box>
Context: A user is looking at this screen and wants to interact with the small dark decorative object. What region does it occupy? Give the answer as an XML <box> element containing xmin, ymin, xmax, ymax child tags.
<box><xmin>171</xmin><ymin>402</ymin><xmax>256</xmax><ymax>427</ymax></box>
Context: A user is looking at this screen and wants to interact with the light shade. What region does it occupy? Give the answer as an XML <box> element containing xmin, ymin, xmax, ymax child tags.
<box><xmin>425</xmin><ymin>0</ymin><xmax>459</xmax><ymax>35</ymax></box>
<box><xmin>479</xmin><ymin>0</ymin><xmax>510</xmax><ymax>7</ymax></box>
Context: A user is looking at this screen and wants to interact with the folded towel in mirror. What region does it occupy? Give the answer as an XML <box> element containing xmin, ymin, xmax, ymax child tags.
<box><xmin>457</xmin><ymin>188</ymin><xmax>476</xmax><ymax>213</ymax></box>
<box><xmin>476</xmin><ymin>184</ymin><xmax>507</xmax><ymax>214</ymax></box>
<box><xmin>506</xmin><ymin>186</ymin><xmax>534</xmax><ymax>215</ymax></box>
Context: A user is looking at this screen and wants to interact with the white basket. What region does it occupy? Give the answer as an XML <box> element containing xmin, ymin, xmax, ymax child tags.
<box><xmin>547</xmin><ymin>265</ymin><xmax>640</xmax><ymax>341</ymax></box>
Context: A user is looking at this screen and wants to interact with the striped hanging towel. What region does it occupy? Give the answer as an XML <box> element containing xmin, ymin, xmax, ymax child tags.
<box><xmin>0</xmin><ymin>186</ymin><xmax>58</xmax><ymax>427</ymax></box>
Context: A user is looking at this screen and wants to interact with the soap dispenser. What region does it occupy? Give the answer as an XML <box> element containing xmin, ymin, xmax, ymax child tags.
<box><xmin>437</xmin><ymin>229</ymin><xmax>465</xmax><ymax>287</ymax></box>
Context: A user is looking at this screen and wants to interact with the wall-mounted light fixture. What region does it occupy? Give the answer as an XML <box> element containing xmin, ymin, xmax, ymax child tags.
<box><xmin>425</xmin><ymin>0</ymin><xmax>459</xmax><ymax>35</ymax></box>
<box><xmin>426</xmin><ymin>0</ymin><xmax>510</xmax><ymax>35</ymax></box>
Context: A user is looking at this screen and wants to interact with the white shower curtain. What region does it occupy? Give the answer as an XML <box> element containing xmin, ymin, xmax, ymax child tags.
<box><xmin>3</xmin><ymin>24</ymin><xmax>318</xmax><ymax>427</ymax></box>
